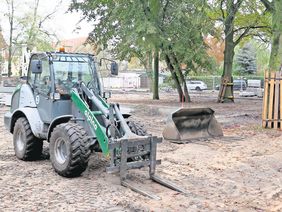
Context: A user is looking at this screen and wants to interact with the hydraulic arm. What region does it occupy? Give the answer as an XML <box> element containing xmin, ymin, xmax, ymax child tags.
<box><xmin>70</xmin><ymin>84</ymin><xmax>187</xmax><ymax>199</ymax></box>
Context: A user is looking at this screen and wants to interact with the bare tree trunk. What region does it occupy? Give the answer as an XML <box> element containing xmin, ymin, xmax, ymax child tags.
<box><xmin>7</xmin><ymin>0</ymin><xmax>14</xmax><ymax>77</ymax></box>
<box><xmin>165</xmin><ymin>54</ymin><xmax>184</xmax><ymax>102</ymax></box>
<box><xmin>171</xmin><ymin>54</ymin><xmax>191</xmax><ymax>102</ymax></box>
<box><xmin>27</xmin><ymin>0</ymin><xmax>40</xmax><ymax>49</ymax></box>
<box><xmin>269</xmin><ymin>0</ymin><xmax>282</xmax><ymax>72</ymax></box>
<box><xmin>153</xmin><ymin>48</ymin><xmax>159</xmax><ymax>100</ymax></box>
<box><xmin>217</xmin><ymin>0</ymin><xmax>237</xmax><ymax>103</ymax></box>
<box><xmin>218</xmin><ymin>30</ymin><xmax>235</xmax><ymax>102</ymax></box>
<box><xmin>147</xmin><ymin>51</ymin><xmax>153</xmax><ymax>92</ymax></box>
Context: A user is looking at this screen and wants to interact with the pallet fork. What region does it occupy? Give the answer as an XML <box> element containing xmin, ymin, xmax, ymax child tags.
<box><xmin>107</xmin><ymin>136</ymin><xmax>188</xmax><ymax>200</ymax></box>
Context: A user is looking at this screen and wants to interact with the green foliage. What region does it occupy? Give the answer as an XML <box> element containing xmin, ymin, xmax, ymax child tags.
<box><xmin>208</xmin><ymin>0</ymin><xmax>272</xmax><ymax>45</ymax></box>
<box><xmin>70</xmin><ymin>0</ymin><xmax>214</xmax><ymax>73</ymax></box>
<box><xmin>16</xmin><ymin>12</ymin><xmax>53</xmax><ymax>51</ymax></box>
<box><xmin>235</xmin><ymin>43</ymin><xmax>257</xmax><ymax>74</ymax></box>
<box><xmin>252</xmin><ymin>40</ymin><xmax>270</xmax><ymax>74</ymax></box>
<box><xmin>269</xmin><ymin>0</ymin><xmax>282</xmax><ymax>72</ymax></box>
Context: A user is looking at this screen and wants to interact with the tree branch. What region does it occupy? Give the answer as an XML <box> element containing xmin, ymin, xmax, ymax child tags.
<box><xmin>162</xmin><ymin>0</ymin><xmax>169</xmax><ymax>24</ymax></box>
<box><xmin>220</xmin><ymin>0</ymin><xmax>225</xmax><ymax>19</ymax></box>
<box><xmin>234</xmin><ymin>26</ymin><xmax>251</xmax><ymax>46</ymax></box>
<box><xmin>260</xmin><ymin>0</ymin><xmax>274</xmax><ymax>12</ymax></box>
<box><xmin>234</xmin><ymin>25</ymin><xmax>271</xmax><ymax>33</ymax></box>
<box><xmin>39</xmin><ymin>0</ymin><xmax>62</xmax><ymax>28</ymax></box>
<box><xmin>234</xmin><ymin>0</ymin><xmax>244</xmax><ymax>13</ymax></box>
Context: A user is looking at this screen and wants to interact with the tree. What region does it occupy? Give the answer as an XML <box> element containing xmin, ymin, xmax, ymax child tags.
<box><xmin>70</xmin><ymin>0</ymin><xmax>212</xmax><ymax>102</ymax></box>
<box><xmin>5</xmin><ymin>0</ymin><xmax>15</xmax><ymax>77</ymax></box>
<box><xmin>3</xmin><ymin>0</ymin><xmax>60</xmax><ymax>76</ymax></box>
<box><xmin>260</xmin><ymin>0</ymin><xmax>282</xmax><ymax>72</ymax></box>
<box><xmin>209</xmin><ymin>0</ymin><xmax>271</xmax><ymax>102</ymax></box>
<box><xmin>235</xmin><ymin>42</ymin><xmax>257</xmax><ymax>74</ymax></box>
<box><xmin>252</xmin><ymin>40</ymin><xmax>270</xmax><ymax>74</ymax></box>
<box><xmin>16</xmin><ymin>0</ymin><xmax>60</xmax><ymax>51</ymax></box>
<box><xmin>206</xmin><ymin>37</ymin><xmax>225</xmax><ymax>65</ymax></box>
<box><xmin>0</xmin><ymin>26</ymin><xmax>7</xmax><ymax>77</ymax></box>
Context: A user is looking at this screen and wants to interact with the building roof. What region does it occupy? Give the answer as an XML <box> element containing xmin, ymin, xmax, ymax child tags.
<box><xmin>54</xmin><ymin>37</ymin><xmax>98</xmax><ymax>54</ymax></box>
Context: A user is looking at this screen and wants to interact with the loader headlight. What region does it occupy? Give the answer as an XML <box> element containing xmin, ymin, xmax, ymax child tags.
<box><xmin>53</xmin><ymin>93</ymin><xmax>61</xmax><ymax>100</ymax></box>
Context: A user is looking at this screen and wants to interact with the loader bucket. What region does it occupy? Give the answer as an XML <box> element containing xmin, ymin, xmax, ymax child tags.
<box><xmin>162</xmin><ymin>108</ymin><xmax>223</xmax><ymax>141</ymax></box>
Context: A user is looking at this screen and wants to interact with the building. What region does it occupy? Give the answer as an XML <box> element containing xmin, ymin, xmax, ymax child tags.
<box><xmin>54</xmin><ymin>37</ymin><xmax>98</xmax><ymax>54</ymax></box>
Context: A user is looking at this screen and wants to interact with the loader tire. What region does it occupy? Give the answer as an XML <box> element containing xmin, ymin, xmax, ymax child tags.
<box><xmin>127</xmin><ymin>120</ymin><xmax>148</xmax><ymax>161</ymax></box>
<box><xmin>13</xmin><ymin>117</ymin><xmax>43</xmax><ymax>161</ymax></box>
<box><xmin>50</xmin><ymin>123</ymin><xmax>91</xmax><ymax>177</ymax></box>
<box><xmin>127</xmin><ymin>120</ymin><xmax>147</xmax><ymax>136</ymax></box>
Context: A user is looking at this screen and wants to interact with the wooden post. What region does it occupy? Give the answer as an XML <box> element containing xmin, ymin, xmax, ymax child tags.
<box><xmin>274</xmin><ymin>72</ymin><xmax>280</xmax><ymax>129</ymax></box>
<box><xmin>262</xmin><ymin>71</ymin><xmax>269</xmax><ymax>128</ymax></box>
<box><xmin>267</xmin><ymin>72</ymin><xmax>275</xmax><ymax>128</ymax></box>
<box><xmin>280</xmin><ymin>73</ymin><xmax>282</xmax><ymax>129</ymax></box>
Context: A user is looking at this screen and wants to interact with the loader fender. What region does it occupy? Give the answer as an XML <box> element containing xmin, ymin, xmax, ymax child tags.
<box><xmin>9</xmin><ymin>107</ymin><xmax>44</xmax><ymax>138</ymax></box>
<box><xmin>47</xmin><ymin>115</ymin><xmax>73</xmax><ymax>142</ymax></box>
<box><xmin>10</xmin><ymin>84</ymin><xmax>36</xmax><ymax>113</ymax></box>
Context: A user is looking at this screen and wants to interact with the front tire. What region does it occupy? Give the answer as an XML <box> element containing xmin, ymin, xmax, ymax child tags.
<box><xmin>13</xmin><ymin>117</ymin><xmax>43</xmax><ymax>161</ymax></box>
<box><xmin>50</xmin><ymin>123</ymin><xmax>91</xmax><ymax>177</ymax></box>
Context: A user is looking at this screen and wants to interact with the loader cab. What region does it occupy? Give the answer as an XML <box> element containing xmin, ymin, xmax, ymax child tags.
<box><xmin>27</xmin><ymin>52</ymin><xmax>101</xmax><ymax>124</ymax></box>
<box><xmin>51</xmin><ymin>53</ymin><xmax>101</xmax><ymax>97</ymax></box>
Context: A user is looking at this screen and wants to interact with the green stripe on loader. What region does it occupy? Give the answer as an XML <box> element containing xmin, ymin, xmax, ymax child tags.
<box><xmin>71</xmin><ymin>90</ymin><xmax>109</xmax><ymax>156</ymax></box>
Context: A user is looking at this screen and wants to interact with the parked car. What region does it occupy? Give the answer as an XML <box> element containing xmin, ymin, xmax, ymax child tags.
<box><xmin>215</xmin><ymin>79</ymin><xmax>247</xmax><ymax>91</ymax></box>
<box><xmin>186</xmin><ymin>80</ymin><xmax>208</xmax><ymax>91</ymax></box>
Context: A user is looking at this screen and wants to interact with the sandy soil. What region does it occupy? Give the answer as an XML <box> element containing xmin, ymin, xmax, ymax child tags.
<box><xmin>1</xmin><ymin>90</ymin><xmax>282</xmax><ymax>211</ymax></box>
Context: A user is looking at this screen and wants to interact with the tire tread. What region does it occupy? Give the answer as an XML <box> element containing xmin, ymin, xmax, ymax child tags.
<box><xmin>50</xmin><ymin>123</ymin><xmax>91</xmax><ymax>177</ymax></box>
<box><xmin>13</xmin><ymin>117</ymin><xmax>43</xmax><ymax>161</ymax></box>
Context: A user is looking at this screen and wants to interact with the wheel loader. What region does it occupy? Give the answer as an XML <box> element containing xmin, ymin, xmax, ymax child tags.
<box><xmin>4</xmin><ymin>50</ymin><xmax>187</xmax><ymax>199</ymax></box>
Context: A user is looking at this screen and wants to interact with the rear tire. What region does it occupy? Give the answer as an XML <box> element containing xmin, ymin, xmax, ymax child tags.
<box><xmin>49</xmin><ymin>123</ymin><xmax>91</xmax><ymax>177</ymax></box>
<box><xmin>13</xmin><ymin>117</ymin><xmax>43</xmax><ymax>161</ymax></box>
<box><xmin>127</xmin><ymin>120</ymin><xmax>148</xmax><ymax>161</ymax></box>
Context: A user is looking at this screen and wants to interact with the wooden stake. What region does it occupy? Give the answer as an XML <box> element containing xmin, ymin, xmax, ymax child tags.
<box><xmin>262</xmin><ymin>71</ymin><xmax>269</xmax><ymax>128</ymax></box>
<box><xmin>280</xmin><ymin>72</ymin><xmax>282</xmax><ymax>129</ymax></box>
<box><xmin>274</xmin><ymin>72</ymin><xmax>280</xmax><ymax>129</ymax></box>
<box><xmin>268</xmin><ymin>72</ymin><xmax>275</xmax><ymax>128</ymax></box>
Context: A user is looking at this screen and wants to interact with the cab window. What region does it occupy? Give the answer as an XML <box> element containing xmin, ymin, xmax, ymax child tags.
<box><xmin>28</xmin><ymin>57</ymin><xmax>51</xmax><ymax>95</ymax></box>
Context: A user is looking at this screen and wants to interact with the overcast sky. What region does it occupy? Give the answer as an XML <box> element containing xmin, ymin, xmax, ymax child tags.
<box><xmin>0</xmin><ymin>0</ymin><xmax>92</xmax><ymax>41</ymax></box>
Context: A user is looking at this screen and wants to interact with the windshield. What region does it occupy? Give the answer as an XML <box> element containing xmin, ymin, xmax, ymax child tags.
<box><xmin>51</xmin><ymin>54</ymin><xmax>99</xmax><ymax>94</ymax></box>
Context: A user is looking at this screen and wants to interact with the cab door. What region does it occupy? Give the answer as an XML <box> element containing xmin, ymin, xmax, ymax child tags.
<box><xmin>28</xmin><ymin>56</ymin><xmax>54</xmax><ymax>123</ymax></box>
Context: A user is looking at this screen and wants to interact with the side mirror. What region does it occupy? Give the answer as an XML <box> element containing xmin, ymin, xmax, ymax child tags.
<box><xmin>110</xmin><ymin>62</ymin><xmax>118</xmax><ymax>75</ymax></box>
<box><xmin>31</xmin><ymin>60</ymin><xmax>42</xmax><ymax>74</ymax></box>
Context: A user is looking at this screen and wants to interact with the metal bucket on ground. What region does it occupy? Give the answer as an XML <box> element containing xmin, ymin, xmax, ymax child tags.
<box><xmin>162</xmin><ymin>108</ymin><xmax>223</xmax><ymax>141</ymax></box>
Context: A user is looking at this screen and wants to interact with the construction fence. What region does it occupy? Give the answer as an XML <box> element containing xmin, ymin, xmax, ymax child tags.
<box><xmin>102</xmin><ymin>75</ymin><xmax>264</xmax><ymax>90</ymax></box>
<box><xmin>262</xmin><ymin>71</ymin><xmax>282</xmax><ymax>129</ymax></box>
<box><xmin>187</xmin><ymin>75</ymin><xmax>264</xmax><ymax>90</ymax></box>
<box><xmin>0</xmin><ymin>75</ymin><xmax>264</xmax><ymax>90</ymax></box>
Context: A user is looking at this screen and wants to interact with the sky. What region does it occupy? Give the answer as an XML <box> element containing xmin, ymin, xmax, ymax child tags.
<box><xmin>0</xmin><ymin>0</ymin><xmax>93</xmax><ymax>41</ymax></box>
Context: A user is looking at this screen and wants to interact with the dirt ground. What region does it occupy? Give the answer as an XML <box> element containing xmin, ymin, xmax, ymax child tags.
<box><xmin>1</xmin><ymin>90</ymin><xmax>282</xmax><ymax>211</ymax></box>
